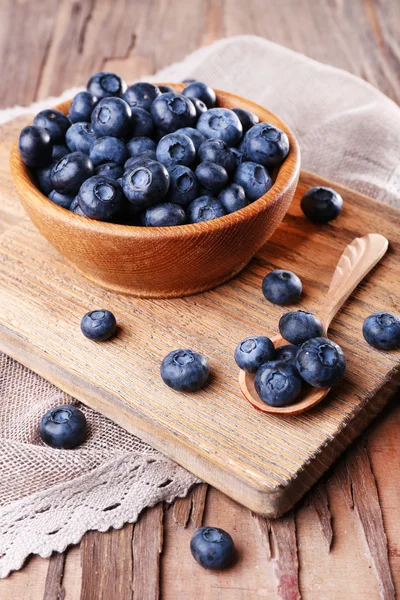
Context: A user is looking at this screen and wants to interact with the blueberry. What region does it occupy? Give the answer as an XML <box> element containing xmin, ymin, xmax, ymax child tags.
<box><xmin>18</xmin><ymin>126</ymin><xmax>53</xmax><ymax>168</ymax></box>
<box><xmin>87</xmin><ymin>71</ymin><xmax>127</xmax><ymax>99</ymax></box>
<box><xmin>124</xmin><ymin>151</ymin><xmax>157</xmax><ymax>170</ymax></box>
<box><xmin>160</xmin><ymin>349</ymin><xmax>210</xmax><ymax>392</ymax></box>
<box><xmin>301</xmin><ymin>187</ymin><xmax>343</xmax><ymax>224</ymax></box>
<box><xmin>48</xmin><ymin>189</ymin><xmax>74</xmax><ymax>209</ymax></box>
<box><xmin>40</xmin><ymin>405</ymin><xmax>87</xmax><ymax>449</ymax></box>
<box><xmin>121</xmin><ymin>159</ymin><xmax>170</xmax><ymax>210</ymax></box>
<box><xmin>182</xmin><ymin>78</ymin><xmax>196</xmax><ymax>84</ymax></box>
<box><xmin>234</xmin><ymin>336</ymin><xmax>275</xmax><ymax>373</ymax></box>
<box><xmin>196</xmin><ymin>108</ymin><xmax>243</xmax><ymax>147</ymax></box>
<box><xmin>255</xmin><ymin>361</ymin><xmax>302</xmax><ymax>406</ymax></box>
<box><xmin>296</xmin><ymin>337</ymin><xmax>346</xmax><ymax>388</ymax></box>
<box><xmin>94</xmin><ymin>161</ymin><xmax>124</xmax><ymax>180</ymax></box>
<box><xmin>233</xmin><ymin>162</ymin><xmax>272</xmax><ymax>202</ymax></box>
<box><xmin>190</xmin><ymin>527</ymin><xmax>235</xmax><ymax>570</ymax></box>
<box><xmin>77</xmin><ymin>176</ymin><xmax>125</xmax><ymax>221</ymax></box>
<box><xmin>68</xmin><ymin>91</ymin><xmax>98</xmax><ymax>123</ymax></box>
<box><xmin>70</xmin><ymin>196</ymin><xmax>86</xmax><ymax>216</ymax></box>
<box><xmin>51</xmin><ymin>152</ymin><xmax>94</xmax><ymax>195</ymax></box>
<box><xmin>130</xmin><ymin>107</ymin><xmax>154</xmax><ymax>137</ymax></box>
<box><xmin>183</xmin><ymin>81</ymin><xmax>216</xmax><ymax>108</ymax></box>
<box><xmin>159</xmin><ymin>85</ymin><xmax>175</xmax><ymax>94</ymax></box>
<box><xmin>262</xmin><ymin>270</ymin><xmax>302</xmax><ymax>305</ymax></box>
<box><xmin>230</xmin><ymin>147</ymin><xmax>245</xmax><ymax>168</ymax></box>
<box><xmin>191</xmin><ymin>97</ymin><xmax>208</xmax><ymax>117</ymax></box>
<box><xmin>65</xmin><ymin>122</ymin><xmax>97</xmax><ymax>154</ymax></box>
<box><xmin>232</xmin><ymin>108</ymin><xmax>259</xmax><ymax>133</ymax></box>
<box><xmin>52</xmin><ymin>143</ymin><xmax>69</xmax><ymax>161</ymax></box>
<box><xmin>123</xmin><ymin>82</ymin><xmax>161</xmax><ymax>112</ymax></box>
<box><xmin>167</xmin><ymin>165</ymin><xmax>199</xmax><ymax>207</ymax></box>
<box><xmin>89</xmin><ymin>136</ymin><xmax>128</xmax><ymax>166</ymax></box>
<box><xmin>218</xmin><ymin>184</ymin><xmax>247</xmax><ymax>213</ymax></box>
<box><xmin>175</xmin><ymin>127</ymin><xmax>205</xmax><ymax>151</ymax></box>
<box><xmin>150</xmin><ymin>92</ymin><xmax>196</xmax><ymax>133</ymax></box>
<box><xmin>187</xmin><ymin>195</ymin><xmax>226</xmax><ymax>223</ymax></box>
<box><xmin>362</xmin><ymin>312</ymin><xmax>400</xmax><ymax>350</ymax></box>
<box><xmin>91</xmin><ymin>97</ymin><xmax>132</xmax><ymax>138</ymax></box>
<box><xmin>126</xmin><ymin>136</ymin><xmax>157</xmax><ymax>158</ymax></box>
<box><xmin>81</xmin><ymin>309</ymin><xmax>117</xmax><ymax>341</ymax></box>
<box><xmin>142</xmin><ymin>203</ymin><xmax>186</xmax><ymax>227</ymax></box>
<box><xmin>275</xmin><ymin>344</ymin><xmax>299</xmax><ymax>365</ymax></box>
<box><xmin>156</xmin><ymin>132</ymin><xmax>196</xmax><ymax>169</ymax></box>
<box><xmin>33</xmin><ymin>109</ymin><xmax>70</xmax><ymax>143</ymax></box>
<box><xmin>198</xmin><ymin>139</ymin><xmax>236</xmax><ymax>174</ymax></box>
<box><xmin>35</xmin><ymin>162</ymin><xmax>56</xmax><ymax>195</ymax></box>
<box><xmin>279</xmin><ymin>310</ymin><xmax>324</xmax><ymax>345</ymax></box>
<box><xmin>242</xmin><ymin>122</ymin><xmax>289</xmax><ymax>167</ymax></box>
<box><xmin>195</xmin><ymin>162</ymin><xmax>228</xmax><ymax>195</ymax></box>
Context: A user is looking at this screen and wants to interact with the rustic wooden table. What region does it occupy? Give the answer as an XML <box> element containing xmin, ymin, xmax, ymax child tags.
<box><xmin>1</xmin><ymin>1</ymin><xmax>399</xmax><ymax>598</ymax></box>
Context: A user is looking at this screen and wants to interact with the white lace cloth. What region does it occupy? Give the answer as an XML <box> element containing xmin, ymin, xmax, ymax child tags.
<box><xmin>1</xmin><ymin>35</ymin><xmax>400</xmax><ymax>578</ymax></box>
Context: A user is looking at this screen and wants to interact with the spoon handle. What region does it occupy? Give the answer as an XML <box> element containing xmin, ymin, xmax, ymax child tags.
<box><xmin>320</xmin><ymin>233</ymin><xmax>388</xmax><ymax>334</ymax></box>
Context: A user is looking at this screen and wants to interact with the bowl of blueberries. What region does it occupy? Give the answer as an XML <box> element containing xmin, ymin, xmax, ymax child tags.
<box><xmin>10</xmin><ymin>73</ymin><xmax>300</xmax><ymax>298</ymax></box>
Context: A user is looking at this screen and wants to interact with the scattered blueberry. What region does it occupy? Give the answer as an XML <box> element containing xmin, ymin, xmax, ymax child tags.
<box><xmin>234</xmin><ymin>161</ymin><xmax>272</xmax><ymax>201</ymax></box>
<box><xmin>40</xmin><ymin>405</ymin><xmax>87</xmax><ymax>449</ymax></box>
<box><xmin>68</xmin><ymin>91</ymin><xmax>98</xmax><ymax>123</ymax></box>
<box><xmin>52</xmin><ymin>143</ymin><xmax>69</xmax><ymax>161</ymax></box>
<box><xmin>142</xmin><ymin>203</ymin><xmax>186</xmax><ymax>227</ymax></box>
<box><xmin>232</xmin><ymin>108</ymin><xmax>259</xmax><ymax>132</ymax></box>
<box><xmin>94</xmin><ymin>161</ymin><xmax>124</xmax><ymax>180</ymax></box>
<box><xmin>275</xmin><ymin>344</ymin><xmax>299</xmax><ymax>364</ymax></box>
<box><xmin>242</xmin><ymin>122</ymin><xmax>289</xmax><ymax>167</ymax></box>
<box><xmin>296</xmin><ymin>337</ymin><xmax>346</xmax><ymax>388</ymax></box>
<box><xmin>48</xmin><ymin>189</ymin><xmax>75</xmax><ymax>209</ymax></box>
<box><xmin>279</xmin><ymin>310</ymin><xmax>324</xmax><ymax>345</ymax></box>
<box><xmin>183</xmin><ymin>81</ymin><xmax>216</xmax><ymax>109</ymax></box>
<box><xmin>127</xmin><ymin>136</ymin><xmax>157</xmax><ymax>158</ymax></box>
<box><xmin>122</xmin><ymin>159</ymin><xmax>170</xmax><ymax>210</ymax></box>
<box><xmin>198</xmin><ymin>139</ymin><xmax>235</xmax><ymax>174</ymax></box>
<box><xmin>262</xmin><ymin>269</ymin><xmax>302</xmax><ymax>305</ymax></box>
<box><xmin>190</xmin><ymin>527</ymin><xmax>235</xmax><ymax>570</ymax></box>
<box><xmin>197</xmin><ymin>108</ymin><xmax>243</xmax><ymax>146</ymax></box>
<box><xmin>234</xmin><ymin>336</ymin><xmax>275</xmax><ymax>372</ymax></box>
<box><xmin>175</xmin><ymin>127</ymin><xmax>205</xmax><ymax>151</ymax></box>
<box><xmin>362</xmin><ymin>312</ymin><xmax>400</xmax><ymax>350</ymax></box>
<box><xmin>89</xmin><ymin>136</ymin><xmax>128</xmax><ymax>166</ymax></box>
<box><xmin>156</xmin><ymin>132</ymin><xmax>196</xmax><ymax>168</ymax></box>
<box><xmin>35</xmin><ymin>162</ymin><xmax>56</xmax><ymax>195</ymax></box>
<box><xmin>151</xmin><ymin>92</ymin><xmax>196</xmax><ymax>133</ymax></box>
<box><xmin>218</xmin><ymin>184</ymin><xmax>247</xmax><ymax>213</ymax></box>
<box><xmin>81</xmin><ymin>309</ymin><xmax>117</xmax><ymax>341</ymax></box>
<box><xmin>87</xmin><ymin>71</ymin><xmax>127</xmax><ymax>99</ymax></box>
<box><xmin>255</xmin><ymin>360</ymin><xmax>302</xmax><ymax>406</ymax></box>
<box><xmin>91</xmin><ymin>97</ymin><xmax>132</xmax><ymax>138</ymax></box>
<box><xmin>187</xmin><ymin>196</ymin><xmax>226</xmax><ymax>223</ymax></box>
<box><xmin>19</xmin><ymin>126</ymin><xmax>53</xmax><ymax>168</ymax></box>
<box><xmin>301</xmin><ymin>187</ymin><xmax>343</xmax><ymax>224</ymax></box>
<box><xmin>78</xmin><ymin>176</ymin><xmax>125</xmax><ymax>221</ymax></box>
<box><xmin>123</xmin><ymin>82</ymin><xmax>161</xmax><ymax>112</ymax></box>
<box><xmin>167</xmin><ymin>165</ymin><xmax>199</xmax><ymax>206</ymax></box>
<box><xmin>33</xmin><ymin>109</ymin><xmax>70</xmax><ymax>143</ymax></box>
<box><xmin>160</xmin><ymin>349</ymin><xmax>210</xmax><ymax>392</ymax></box>
<box><xmin>51</xmin><ymin>152</ymin><xmax>94</xmax><ymax>195</ymax></box>
<box><xmin>195</xmin><ymin>162</ymin><xmax>228</xmax><ymax>195</ymax></box>
<box><xmin>65</xmin><ymin>122</ymin><xmax>97</xmax><ymax>154</ymax></box>
<box><xmin>130</xmin><ymin>107</ymin><xmax>154</xmax><ymax>137</ymax></box>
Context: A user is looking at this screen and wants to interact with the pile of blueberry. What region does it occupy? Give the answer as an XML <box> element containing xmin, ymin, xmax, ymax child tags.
<box><xmin>18</xmin><ymin>72</ymin><xmax>290</xmax><ymax>226</ymax></box>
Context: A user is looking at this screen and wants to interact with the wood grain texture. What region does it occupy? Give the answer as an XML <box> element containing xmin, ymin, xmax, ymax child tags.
<box><xmin>9</xmin><ymin>89</ymin><xmax>300</xmax><ymax>298</ymax></box>
<box><xmin>132</xmin><ymin>505</ymin><xmax>163</xmax><ymax>600</ymax></box>
<box><xmin>43</xmin><ymin>552</ymin><xmax>66</xmax><ymax>600</ymax></box>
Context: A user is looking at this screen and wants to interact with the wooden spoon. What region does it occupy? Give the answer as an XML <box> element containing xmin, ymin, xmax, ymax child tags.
<box><xmin>239</xmin><ymin>233</ymin><xmax>389</xmax><ymax>416</ymax></box>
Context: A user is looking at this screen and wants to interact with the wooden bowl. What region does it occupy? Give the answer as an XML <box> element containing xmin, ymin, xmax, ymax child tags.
<box><xmin>10</xmin><ymin>84</ymin><xmax>300</xmax><ymax>298</ymax></box>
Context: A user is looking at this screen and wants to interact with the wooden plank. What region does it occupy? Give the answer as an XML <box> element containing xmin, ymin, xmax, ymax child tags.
<box><xmin>43</xmin><ymin>552</ymin><xmax>66</xmax><ymax>600</ymax></box>
<box><xmin>132</xmin><ymin>505</ymin><xmax>163</xmax><ymax>600</ymax></box>
<box><xmin>173</xmin><ymin>483</ymin><xmax>208</xmax><ymax>528</ymax></box>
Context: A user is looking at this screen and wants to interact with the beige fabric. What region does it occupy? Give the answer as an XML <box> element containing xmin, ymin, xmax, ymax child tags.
<box><xmin>1</xmin><ymin>35</ymin><xmax>400</xmax><ymax>578</ymax></box>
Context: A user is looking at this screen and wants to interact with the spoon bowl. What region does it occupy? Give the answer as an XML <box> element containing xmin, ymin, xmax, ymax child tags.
<box><xmin>239</xmin><ymin>233</ymin><xmax>389</xmax><ymax>415</ymax></box>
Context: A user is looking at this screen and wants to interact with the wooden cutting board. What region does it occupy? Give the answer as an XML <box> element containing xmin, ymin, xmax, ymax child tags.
<box><xmin>1</xmin><ymin>117</ymin><xmax>399</xmax><ymax>518</ymax></box>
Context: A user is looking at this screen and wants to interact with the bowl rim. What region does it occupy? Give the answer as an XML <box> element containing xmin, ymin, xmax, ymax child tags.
<box><xmin>10</xmin><ymin>84</ymin><xmax>300</xmax><ymax>240</ymax></box>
